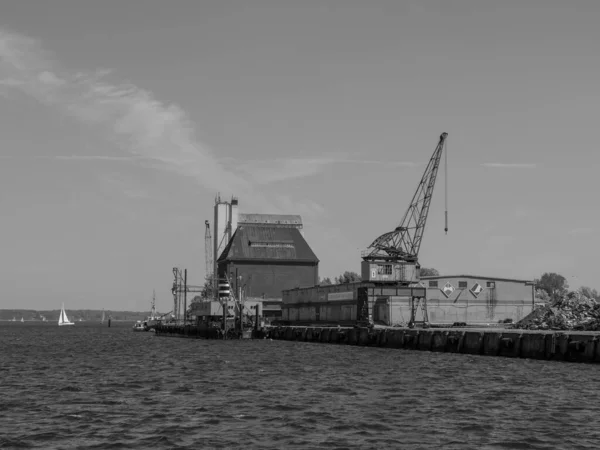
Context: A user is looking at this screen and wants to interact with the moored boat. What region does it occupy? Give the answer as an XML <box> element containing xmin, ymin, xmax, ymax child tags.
<box><xmin>143</xmin><ymin>290</ymin><xmax>164</xmax><ymax>331</ymax></box>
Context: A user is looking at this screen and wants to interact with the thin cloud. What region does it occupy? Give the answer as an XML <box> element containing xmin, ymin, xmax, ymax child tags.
<box><xmin>0</xmin><ymin>27</ymin><xmax>330</xmax><ymax>218</ymax></box>
<box><xmin>568</xmin><ymin>227</ymin><xmax>594</xmax><ymax>236</ymax></box>
<box><xmin>232</xmin><ymin>157</ymin><xmax>417</xmax><ymax>184</ymax></box>
<box><xmin>99</xmin><ymin>173</ymin><xmax>149</xmax><ymax>199</ymax></box>
<box><xmin>481</xmin><ymin>163</ymin><xmax>537</xmax><ymax>169</ymax></box>
<box><xmin>0</xmin><ymin>27</ymin><xmax>249</xmax><ymax>194</ymax></box>
<box><xmin>339</xmin><ymin>159</ymin><xmax>416</xmax><ymax>166</ymax></box>
<box><xmin>232</xmin><ymin>158</ymin><xmax>332</xmax><ymax>185</ymax></box>
<box><xmin>55</xmin><ymin>155</ymin><xmax>135</xmax><ymax>161</ymax></box>
<box><xmin>0</xmin><ymin>155</ymin><xmax>134</xmax><ymax>161</ymax></box>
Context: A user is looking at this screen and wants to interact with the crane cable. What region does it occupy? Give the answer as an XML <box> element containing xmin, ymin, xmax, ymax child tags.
<box><xmin>444</xmin><ymin>138</ymin><xmax>448</xmax><ymax>235</ymax></box>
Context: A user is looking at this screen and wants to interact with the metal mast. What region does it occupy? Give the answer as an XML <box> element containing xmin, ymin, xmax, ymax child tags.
<box><xmin>151</xmin><ymin>289</ymin><xmax>157</xmax><ymax>318</ymax></box>
<box><xmin>363</xmin><ymin>132</ymin><xmax>448</xmax><ymax>264</ymax></box>
<box><xmin>172</xmin><ymin>267</ymin><xmax>184</xmax><ymax>322</ymax></box>
<box><xmin>205</xmin><ymin>220</ymin><xmax>213</xmax><ymax>287</ymax></box>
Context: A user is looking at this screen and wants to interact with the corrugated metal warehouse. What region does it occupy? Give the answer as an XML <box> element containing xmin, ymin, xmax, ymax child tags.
<box><xmin>217</xmin><ymin>213</ymin><xmax>319</xmax><ymax>318</ymax></box>
<box><xmin>420</xmin><ymin>275</ymin><xmax>535</xmax><ymax>325</ymax></box>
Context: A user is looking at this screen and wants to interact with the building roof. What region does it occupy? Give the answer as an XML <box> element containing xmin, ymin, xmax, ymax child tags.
<box><xmin>237</xmin><ymin>213</ymin><xmax>303</xmax><ymax>228</ymax></box>
<box><xmin>420</xmin><ymin>274</ymin><xmax>534</xmax><ymax>284</ymax></box>
<box><xmin>217</xmin><ymin>225</ymin><xmax>318</xmax><ymax>263</ymax></box>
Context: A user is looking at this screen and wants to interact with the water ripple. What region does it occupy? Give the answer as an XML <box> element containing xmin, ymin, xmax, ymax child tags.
<box><xmin>1</xmin><ymin>322</ymin><xmax>599</xmax><ymax>449</ymax></box>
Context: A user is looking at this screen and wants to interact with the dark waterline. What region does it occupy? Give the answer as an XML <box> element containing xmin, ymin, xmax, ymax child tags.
<box><xmin>1</xmin><ymin>322</ymin><xmax>598</xmax><ymax>449</ymax></box>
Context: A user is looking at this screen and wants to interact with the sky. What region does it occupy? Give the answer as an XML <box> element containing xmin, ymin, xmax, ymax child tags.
<box><xmin>1</xmin><ymin>0</ymin><xmax>598</xmax><ymax>312</ymax></box>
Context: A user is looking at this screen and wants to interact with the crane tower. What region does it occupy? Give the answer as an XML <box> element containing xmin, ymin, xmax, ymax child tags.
<box><xmin>205</xmin><ymin>220</ymin><xmax>214</xmax><ymax>292</ymax></box>
<box><xmin>361</xmin><ymin>132</ymin><xmax>448</xmax><ymax>285</ymax></box>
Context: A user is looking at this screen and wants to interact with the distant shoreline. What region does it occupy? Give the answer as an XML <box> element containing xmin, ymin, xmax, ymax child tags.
<box><xmin>0</xmin><ymin>309</ymin><xmax>153</xmax><ymax>313</ymax></box>
<box><xmin>0</xmin><ymin>309</ymin><xmax>164</xmax><ymax>322</ymax></box>
<box><xmin>0</xmin><ymin>319</ymin><xmax>139</xmax><ymax>321</ymax></box>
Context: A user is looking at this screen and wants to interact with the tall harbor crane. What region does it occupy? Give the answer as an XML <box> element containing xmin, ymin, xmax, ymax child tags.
<box><xmin>361</xmin><ymin>132</ymin><xmax>448</xmax><ymax>286</ymax></box>
<box><xmin>205</xmin><ymin>220</ymin><xmax>214</xmax><ymax>299</ymax></box>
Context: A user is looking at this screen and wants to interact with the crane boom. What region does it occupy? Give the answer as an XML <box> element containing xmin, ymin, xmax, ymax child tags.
<box><xmin>361</xmin><ymin>132</ymin><xmax>448</xmax><ymax>284</ymax></box>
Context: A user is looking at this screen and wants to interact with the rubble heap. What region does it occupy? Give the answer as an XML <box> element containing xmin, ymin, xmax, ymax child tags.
<box><xmin>514</xmin><ymin>290</ymin><xmax>600</xmax><ymax>331</ymax></box>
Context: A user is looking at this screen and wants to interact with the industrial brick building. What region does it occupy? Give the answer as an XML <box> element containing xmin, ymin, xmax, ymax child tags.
<box><xmin>420</xmin><ymin>274</ymin><xmax>535</xmax><ymax>325</ymax></box>
<box><xmin>216</xmin><ymin>213</ymin><xmax>319</xmax><ymax>318</ymax></box>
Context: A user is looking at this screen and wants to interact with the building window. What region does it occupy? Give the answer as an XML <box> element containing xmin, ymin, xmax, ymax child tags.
<box><xmin>487</xmin><ymin>281</ymin><xmax>496</xmax><ymax>288</ymax></box>
<box><xmin>428</xmin><ymin>280</ymin><xmax>438</xmax><ymax>288</ymax></box>
<box><xmin>249</xmin><ymin>241</ymin><xmax>295</xmax><ymax>249</ymax></box>
<box><xmin>377</xmin><ymin>264</ymin><xmax>393</xmax><ymax>275</ymax></box>
<box><xmin>458</xmin><ymin>281</ymin><xmax>468</xmax><ymax>289</ymax></box>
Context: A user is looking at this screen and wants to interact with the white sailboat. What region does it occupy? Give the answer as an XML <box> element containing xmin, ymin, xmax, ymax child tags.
<box><xmin>21</xmin><ymin>317</ymin><xmax>24</xmax><ymax>323</ymax></box>
<box><xmin>58</xmin><ymin>303</ymin><xmax>75</xmax><ymax>326</ymax></box>
<box><xmin>101</xmin><ymin>309</ymin><xmax>105</xmax><ymax>325</ymax></box>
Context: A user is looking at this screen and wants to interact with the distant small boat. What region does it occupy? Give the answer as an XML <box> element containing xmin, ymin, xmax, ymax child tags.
<box><xmin>21</xmin><ymin>317</ymin><xmax>24</xmax><ymax>323</ymax></box>
<box><xmin>132</xmin><ymin>321</ymin><xmax>145</xmax><ymax>332</ymax></box>
<box><xmin>143</xmin><ymin>289</ymin><xmax>164</xmax><ymax>331</ymax></box>
<box><xmin>58</xmin><ymin>303</ymin><xmax>75</xmax><ymax>326</ymax></box>
<box><xmin>11</xmin><ymin>317</ymin><xmax>15</xmax><ymax>322</ymax></box>
<box><xmin>101</xmin><ymin>309</ymin><xmax>105</xmax><ymax>325</ymax></box>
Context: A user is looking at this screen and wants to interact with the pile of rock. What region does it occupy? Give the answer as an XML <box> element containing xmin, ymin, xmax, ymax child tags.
<box><xmin>514</xmin><ymin>290</ymin><xmax>600</xmax><ymax>331</ymax></box>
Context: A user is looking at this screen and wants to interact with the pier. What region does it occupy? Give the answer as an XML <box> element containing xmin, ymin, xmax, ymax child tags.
<box><xmin>154</xmin><ymin>323</ymin><xmax>253</xmax><ymax>340</ymax></box>
<box><xmin>156</xmin><ymin>323</ymin><xmax>600</xmax><ymax>364</ymax></box>
<box><xmin>265</xmin><ymin>326</ymin><xmax>600</xmax><ymax>364</ymax></box>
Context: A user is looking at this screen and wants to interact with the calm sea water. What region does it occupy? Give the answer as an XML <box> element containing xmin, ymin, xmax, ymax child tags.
<box><xmin>1</xmin><ymin>321</ymin><xmax>599</xmax><ymax>449</ymax></box>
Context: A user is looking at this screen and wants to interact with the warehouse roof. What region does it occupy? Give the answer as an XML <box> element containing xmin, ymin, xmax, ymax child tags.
<box><xmin>421</xmin><ymin>275</ymin><xmax>534</xmax><ymax>284</ymax></box>
<box><xmin>217</xmin><ymin>225</ymin><xmax>318</xmax><ymax>263</ymax></box>
<box><xmin>237</xmin><ymin>213</ymin><xmax>303</xmax><ymax>228</ymax></box>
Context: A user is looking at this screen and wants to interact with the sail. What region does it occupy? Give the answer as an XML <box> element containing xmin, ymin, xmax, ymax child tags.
<box><xmin>62</xmin><ymin>307</ymin><xmax>71</xmax><ymax>324</ymax></box>
<box><xmin>58</xmin><ymin>303</ymin><xmax>73</xmax><ymax>325</ymax></box>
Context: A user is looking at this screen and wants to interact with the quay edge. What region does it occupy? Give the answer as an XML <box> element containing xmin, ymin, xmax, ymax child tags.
<box><xmin>155</xmin><ymin>324</ymin><xmax>600</xmax><ymax>363</ymax></box>
<box><xmin>266</xmin><ymin>326</ymin><xmax>600</xmax><ymax>363</ymax></box>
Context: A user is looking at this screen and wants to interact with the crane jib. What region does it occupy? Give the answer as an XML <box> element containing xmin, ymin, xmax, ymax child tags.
<box><xmin>362</xmin><ymin>132</ymin><xmax>448</xmax><ymax>283</ymax></box>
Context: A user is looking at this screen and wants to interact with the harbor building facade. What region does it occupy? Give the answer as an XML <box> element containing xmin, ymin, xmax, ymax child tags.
<box><xmin>419</xmin><ymin>274</ymin><xmax>535</xmax><ymax>325</ymax></box>
<box><xmin>216</xmin><ymin>213</ymin><xmax>319</xmax><ymax>319</ymax></box>
<box><xmin>281</xmin><ymin>274</ymin><xmax>534</xmax><ymax>327</ymax></box>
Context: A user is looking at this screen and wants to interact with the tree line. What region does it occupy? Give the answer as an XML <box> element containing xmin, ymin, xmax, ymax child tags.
<box><xmin>533</xmin><ymin>272</ymin><xmax>599</xmax><ymax>301</ymax></box>
<box><xmin>319</xmin><ymin>267</ymin><xmax>439</xmax><ymax>285</ymax></box>
<box><xmin>197</xmin><ymin>268</ymin><xmax>598</xmax><ymax>302</ymax></box>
